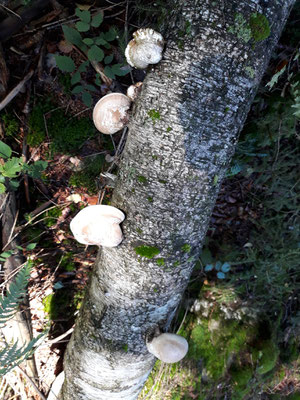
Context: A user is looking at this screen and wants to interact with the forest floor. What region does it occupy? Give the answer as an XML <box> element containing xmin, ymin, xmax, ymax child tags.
<box><xmin>0</xmin><ymin>1</ymin><xmax>299</xmax><ymax>399</ymax></box>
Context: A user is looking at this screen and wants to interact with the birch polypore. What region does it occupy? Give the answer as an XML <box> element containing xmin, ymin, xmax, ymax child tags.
<box><xmin>125</xmin><ymin>29</ymin><xmax>164</xmax><ymax>69</ymax></box>
<box><xmin>93</xmin><ymin>93</ymin><xmax>131</xmax><ymax>134</ymax></box>
<box><xmin>146</xmin><ymin>333</ymin><xmax>188</xmax><ymax>363</ymax></box>
<box><xmin>70</xmin><ymin>205</ymin><xmax>125</xmax><ymax>247</ymax></box>
<box><xmin>126</xmin><ymin>82</ymin><xmax>143</xmax><ymax>102</ymax></box>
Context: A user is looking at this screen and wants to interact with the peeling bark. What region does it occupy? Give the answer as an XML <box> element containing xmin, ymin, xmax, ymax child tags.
<box><xmin>62</xmin><ymin>1</ymin><xmax>295</xmax><ymax>399</ymax></box>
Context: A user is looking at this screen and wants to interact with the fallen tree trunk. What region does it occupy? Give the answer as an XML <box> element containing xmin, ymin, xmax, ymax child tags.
<box><xmin>61</xmin><ymin>1</ymin><xmax>296</xmax><ymax>399</ymax></box>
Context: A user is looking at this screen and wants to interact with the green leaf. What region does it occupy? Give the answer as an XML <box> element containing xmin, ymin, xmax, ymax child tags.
<box><xmin>26</xmin><ymin>243</ymin><xmax>37</xmax><ymax>250</ymax></box>
<box><xmin>26</xmin><ymin>161</ymin><xmax>48</xmax><ymax>179</ymax></box>
<box><xmin>71</xmin><ymin>70</ymin><xmax>81</xmax><ymax>85</ymax></box>
<box><xmin>62</xmin><ymin>25</ymin><xmax>84</xmax><ymax>49</ymax></box>
<box><xmin>0</xmin><ymin>141</ymin><xmax>12</xmax><ymax>158</ymax></box>
<box><xmin>8</xmin><ymin>179</ymin><xmax>19</xmax><ymax>191</ymax></box>
<box><xmin>221</xmin><ymin>262</ymin><xmax>231</xmax><ymax>273</ymax></box>
<box><xmin>95</xmin><ymin>73</ymin><xmax>102</xmax><ymax>86</ymax></box>
<box><xmin>83</xmin><ymin>38</ymin><xmax>94</xmax><ymax>46</ymax></box>
<box><xmin>266</xmin><ymin>65</ymin><xmax>286</xmax><ymax>90</ymax></box>
<box><xmin>103</xmin><ymin>42</ymin><xmax>111</xmax><ymax>49</ymax></box>
<box><xmin>91</xmin><ymin>12</ymin><xmax>103</xmax><ymax>28</ymax></box>
<box><xmin>215</xmin><ymin>261</ymin><xmax>222</xmax><ymax>271</ymax></box>
<box><xmin>81</xmin><ymin>91</ymin><xmax>92</xmax><ymax>107</ymax></box>
<box><xmin>0</xmin><ymin>263</ymin><xmax>31</xmax><ymax>327</ymax></box>
<box><xmin>76</xmin><ymin>21</ymin><xmax>90</xmax><ymax>32</ymax></box>
<box><xmin>0</xmin><ymin>251</ymin><xmax>13</xmax><ymax>258</ymax></box>
<box><xmin>104</xmin><ymin>65</ymin><xmax>115</xmax><ymax>79</ymax></box>
<box><xmin>78</xmin><ymin>60</ymin><xmax>89</xmax><ymax>73</ymax></box>
<box><xmin>55</xmin><ymin>55</ymin><xmax>76</xmax><ymax>72</ymax></box>
<box><xmin>200</xmin><ymin>248</ymin><xmax>213</xmax><ymax>265</ymax></box>
<box><xmin>111</xmin><ymin>63</ymin><xmax>130</xmax><ymax>76</ymax></box>
<box><xmin>95</xmin><ymin>37</ymin><xmax>107</xmax><ymax>46</ymax></box>
<box><xmin>75</xmin><ymin>8</ymin><xmax>91</xmax><ymax>24</ymax></box>
<box><xmin>204</xmin><ymin>264</ymin><xmax>214</xmax><ymax>272</ymax></box>
<box><xmin>0</xmin><ymin>183</ymin><xmax>6</xmax><ymax>193</ymax></box>
<box><xmin>104</xmin><ymin>54</ymin><xmax>114</xmax><ymax>64</ymax></box>
<box><xmin>104</xmin><ymin>27</ymin><xmax>117</xmax><ymax>42</ymax></box>
<box><xmin>72</xmin><ymin>85</ymin><xmax>84</xmax><ymax>94</ymax></box>
<box><xmin>85</xmin><ymin>84</ymin><xmax>97</xmax><ymax>92</ymax></box>
<box><xmin>1</xmin><ymin>157</ymin><xmax>23</xmax><ymax>178</ymax></box>
<box><xmin>87</xmin><ymin>45</ymin><xmax>104</xmax><ymax>62</ymax></box>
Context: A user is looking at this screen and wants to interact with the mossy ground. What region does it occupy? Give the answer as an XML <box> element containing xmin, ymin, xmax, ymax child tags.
<box><xmin>69</xmin><ymin>154</ymin><xmax>105</xmax><ymax>194</ymax></box>
<box><xmin>27</xmin><ymin>99</ymin><xmax>95</xmax><ymax>154</ymax></box>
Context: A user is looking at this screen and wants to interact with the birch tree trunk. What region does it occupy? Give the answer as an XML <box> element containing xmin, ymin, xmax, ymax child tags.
<box><xmin>61</xmin><ymin>1</ymin><xmax>295</xmax><ymax>399</ymax></box>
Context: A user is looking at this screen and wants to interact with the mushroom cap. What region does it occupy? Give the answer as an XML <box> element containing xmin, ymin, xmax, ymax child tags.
<box><xmin>126</xmin><ymin>82</ymin><xmax>143</xmax><ymax>101</ymax></box>
<box><xmin>146</xmin><ymin>333</ymin><xmax>188</xmax><ymax>363</ymax></box>
<box><xmin>125</xmin><ymin>28</ymin><xmax>164</xmax><ymax>69</ymax></box>
<box><xmin>70</xmin><ymin>205</ymin><xmax>125</xmax><ymax>247</ymax></box>
<box><xmin>93</xmin><ymin>93</ymin><xmax>131</xmax><ymax>134</ymax></box>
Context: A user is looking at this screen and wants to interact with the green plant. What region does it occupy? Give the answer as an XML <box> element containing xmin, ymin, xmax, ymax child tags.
<box><xmin>0</xmin><ymin>141</ymin><xmax>48</xmax><ymax>193</ymax></box>
<box><xmin>54</xmin><ymin>8</ymin><xmax>129</xmax><ymax>106</ymax></box>
<box><xmin>1</xmin><ymin>113</ymin><xmax>19</xmax><ymax>137</ymax></box>
<box><xmin>0</xmin><ymin>263</ymin><xmax>45</xmax><ymax>376</ymax></box>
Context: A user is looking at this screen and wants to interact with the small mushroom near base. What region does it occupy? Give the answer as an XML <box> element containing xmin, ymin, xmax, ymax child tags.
<box><xmin>146</xmin><ymin>332</ymin><xmax>188</xmax><ymax>363</ymax></box>
<box><xmin>126</xmin><ymin>82</ymin><xmax>143</xmax><ymax>101</ymax></box>
<box><xmin>70</xmin><ymin>205</ymin><xmax>125</xmax><ymax>247</ymax></box>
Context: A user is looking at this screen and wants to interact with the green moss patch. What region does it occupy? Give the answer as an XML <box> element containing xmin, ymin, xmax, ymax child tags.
<box><xmin>69</xmin><ymin>155</ymin><xmax>105</xmax><ymax>194</ymax></box>
<box><xmin>256</xmin><ymin>340</ymin><xmax>279</xmax><ymax>375</ymax></box>
<box><xmin>148</xmin><ymin>109</ymin><xmax>161</xmax><ymax>123</ymax></box>
<box><xmin>188</xmin><ymin>317</ymin><xmax>257</xmax><ymax>380</ymax></box>
<box><xmin>28</xmin><ymin>100</ymin><xmax>95</xmax><ymax>153</ymax></box>
<box><xmin>156</xmin><ymin>258</ymin><xmax>165</xmax><ymax>266</ymax></box>
<box><xmin>137</xmin><ymin>175</ymin><xmax>147</xmax><ymax>184</ymax></box>
<box><xmin>250</xmin><ymin>13</ymin><xmax>270</xmax><ymax>42</ymax></box>
<box><xmin>134</xmin><ymin>245</ymin><xmax>160</xmax><ymax>259</ymax></box>
<box><xmin>181</xmin><ymin>243</ymin><xmax>191</xmax><ymax>253</ymax></box>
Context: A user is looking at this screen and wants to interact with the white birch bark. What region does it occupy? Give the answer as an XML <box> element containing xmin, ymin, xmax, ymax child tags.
<box><xmin>61</xmin><ymin>1</ymin><xmax>295</xmax><ymax>399</ymax></box>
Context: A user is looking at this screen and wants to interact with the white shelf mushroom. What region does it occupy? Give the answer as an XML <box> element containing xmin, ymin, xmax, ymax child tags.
<box><xmin>70</xmin><ymin>205</ymin><xmax>125</xmax><ymax>247</ymax></box>
<box><xmin>146</xmin><ymin>333</ymin><xmax>188</xmax><ymax>363</ymax></box>
<box><xmin>126</xmin><ymin>82</ymin><xmax>143</xmax><ymax>102</ymax></box>
<box><xmin>125</xmin><ymin>28</ymin><xmax>164</xmax><ymax>69</ymax></box>
<box><xmin>93</xmin><ymin>93</ymin><xmax>131</xmax><ymax>134</ymax></box>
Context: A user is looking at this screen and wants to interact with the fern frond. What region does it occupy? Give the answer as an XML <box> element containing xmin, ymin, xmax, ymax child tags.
<box><xmin>0</xmin><ymin>263</ymin><xmax>31</xmax><ymax>328</ymax></box>
<box><xmin>0</xmin><ymin>333</ymin><xmax>44</xmax><ymax>376</ymax></box>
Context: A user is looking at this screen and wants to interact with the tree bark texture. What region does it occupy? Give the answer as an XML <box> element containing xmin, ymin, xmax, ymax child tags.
<box><xmin>62</xmin><ymin>1</ymin><xmax>295</xmax><ymax>399</ymax></box>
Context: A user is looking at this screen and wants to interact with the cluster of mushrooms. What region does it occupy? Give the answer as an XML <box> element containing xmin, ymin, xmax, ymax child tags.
<box><xmin>70</xmin><ymin>28</ymin><xmax>189</xmax><ymax>364</ymax></box>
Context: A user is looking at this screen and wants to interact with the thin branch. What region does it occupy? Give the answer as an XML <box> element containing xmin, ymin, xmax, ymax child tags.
<box><xmin>0</xmin><ymin>70</ymin><xmax>34</xmax><ymax>112</ymax></box>
<box><xmin>16</xmin><ymin>366</ymin><xmax>47</xmax><ymax>400</ymax></box>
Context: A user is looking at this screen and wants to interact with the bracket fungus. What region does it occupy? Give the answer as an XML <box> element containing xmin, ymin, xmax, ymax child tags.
<box><xmin>93</xmin><ymin>93</ymin><xmax>131</xmax><ymax>134</ymax></box>
<box><xmin>126</xmin><ymin>82</ymin><xmax>143</xmax><ymax>102</ymax></box>
<box><xmin>125</xmin><ymin>28</ymin><xmax>164</xmax><ymax>69</ymax></box>
<box><xmin>70</xmin><ymin>205</ymin><xmax>125</xmax><ymax>247</ymax></box>
<box><xmin>146</xmin><ymin>333</ymin><xmax>189</xmax><ymax>363</ymax></box>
